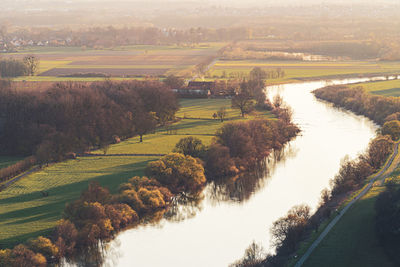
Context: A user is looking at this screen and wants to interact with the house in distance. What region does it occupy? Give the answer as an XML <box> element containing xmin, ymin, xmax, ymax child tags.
<box><xmin>172</xmin><ymin>81</ymin><xmax>214</xmax><ymax>98</ymax></box>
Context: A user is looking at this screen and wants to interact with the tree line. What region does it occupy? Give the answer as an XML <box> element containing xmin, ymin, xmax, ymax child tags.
<box><xmin>0</xmin><ymin>55</ymin><xmax>39</xmax><ymax>77</ymax></box>
<box><xmin>313</xmin><ymin>85</ymin><xmax>400</xmax><ymax>125</ymax></box>
<box><xmin>0</xmin><ymin>80</ymin><xmax>179</xmax><ymax>163</ymax></box>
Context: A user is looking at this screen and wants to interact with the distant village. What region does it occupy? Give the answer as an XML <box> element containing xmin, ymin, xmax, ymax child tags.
<box><xmin>0</xmin><ymin>37</ymin><xmax>73</xmax><ymax>52</ymax></box>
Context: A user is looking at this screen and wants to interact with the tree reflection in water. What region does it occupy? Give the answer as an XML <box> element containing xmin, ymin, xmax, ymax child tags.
<box><xmin>64</xmin><ymin>144</ymin><xmax>297</xmax><ymax>267</ymax></box>
<box><xmin>164</xmin><ymin>192</ymin><xmax>205</xmax><ymax>222</ymax></box>
<box><xmin>207</xmin><ymin>143</ymin><xmax>298</xmax><ymax>204</ymax></box>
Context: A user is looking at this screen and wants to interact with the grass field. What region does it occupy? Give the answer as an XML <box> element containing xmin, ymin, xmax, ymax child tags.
<box><xmin>0</xmin><ymin>156</ymin><xmax>155</xmax><ymax>248</ymax></box>
<box><xmin>95</xmin><ymin>98</ymin><xmax>274</xmax><ymax>155</ymax></box>
<box><xmin>0</xmin><ymin>98</ymin><xmax>273</xmax><ymax>248</ymax></box>
<box><xmin>349</xmin><ymin>79</ymin><xmax>400</xmax><ymax>97</ymax></box>
<box><xmin>303</xmin><ymin>185</ymin><xmax>394</xmax><ymax>267</ymax></box>
<box><xmin>0</xmin><ymin>156</ymin><xmax>24</xmax><ymax>170</ymax></box>
<box><xmin>6</xmin><ymin>43</ymin><xmax>225</xmax><ymax>81</ymax></box>
<box><xmin>208</xmin><ymin>60</ymin><xmax>400</xmax><ymax>83</ymax></box>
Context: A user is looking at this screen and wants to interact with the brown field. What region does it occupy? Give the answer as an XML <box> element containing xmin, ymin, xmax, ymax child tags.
<box><xmin>9</xmin><ymin>44</ymin><xmax>224</xmax><ymax>79</ymax></box>
<box><xmin>39</xmin><ymin>67</ymin><xmax>168</xmax><ymax>76</ymax></box>
<box><xmin>11</xmin><ymin>81</ymin><xmax>92</xmax><ymax>92</ymax></box>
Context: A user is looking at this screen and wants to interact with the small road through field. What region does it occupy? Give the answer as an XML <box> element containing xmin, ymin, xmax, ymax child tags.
<box><xmin>294</xmin><ymin>141</ymin><xmax>400</xmax><ymax>267</ymax></box>
<box><xmin>0</xmin><ymin>166</ymin><xmax>41</xmax><ymax>191</ymax></box>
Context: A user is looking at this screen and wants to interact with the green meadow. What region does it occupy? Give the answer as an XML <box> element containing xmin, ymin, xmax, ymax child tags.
<box><xmin>303</xmin><ymin>186</ymin><xmax>394</xmax><ymax>267</ymax></box>
<box><xmin>350</xmin><ymin>79</ymin><xmax>400</xmax><ymax>97</ymax></box>
<box><xmin>0</xmin><ymin>98</ymin><xmax>273</xmax><ymax>248</ymax></box>
<box><xmin>0</xmin><ymin>156</ymin><xmax>155</xmax><ymax>248</ymax></box>
<box><xmin>208</xmin><ymin>60</ymin><xmax>400</xmax><ymax>83</ymax></box>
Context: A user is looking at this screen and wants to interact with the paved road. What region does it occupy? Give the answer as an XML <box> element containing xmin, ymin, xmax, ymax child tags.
<box><xmin>294</xmin><ymin>141</ymin><xmax>400</xmax><ymax>267</ymax></box>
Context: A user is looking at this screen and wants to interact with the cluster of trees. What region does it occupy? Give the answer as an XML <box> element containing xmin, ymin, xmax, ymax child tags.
<box><xmin>145</xmin><ymin>153</ymin><xmax>206</xmax><ymax>194</ymax></box>
<box><xmin>313</xmin><ymin>85</ymin><xmax>400</xmax><ymax>125</ymax></box>
<box><xmin>230</xmin><ymin>67</ymin><xmax>274</xmax><ymax>117</ymax></box>
<box><xmin>375</xmin><ymin>185</ymin><xmax>400</xmax><ymax>265</ymax></box>
<box><xmin>205</xmin><ymin>118</ymin><xmax>299</xmax><ymax>179</ymax></box>
<box><xmin>0</xmin><ymin>80</ymin><xmax>178</xmax><ymax>162</ymax></box>
<box><xmin>331</xmin><ymin>136</ymin><xmax>393</xmax><ymax>195</ymax></box>
<box><xmin>381</xmin><ymin>120</ymin><xmax>400</xmax><ymax>141</ymax></box>
<box><xmin>0</xmin><ymin>55</ymin><xmax>39</xmax><ymax>77</ymax></box>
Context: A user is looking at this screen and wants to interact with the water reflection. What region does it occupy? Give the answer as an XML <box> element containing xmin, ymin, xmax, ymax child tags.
<box><xmin>207</xmin><ymin>145</ymin><xmax>299</xmax><ymax>204</ymax></box>
<box><xmin>164</xmin><ymin>193</ymin><xmax>204</xmax><ymax>222</ymax></box>
<box><xmin>97</xmin><ymin>78</ymin><xmax>379</xmax><ymax>267</ymax></box>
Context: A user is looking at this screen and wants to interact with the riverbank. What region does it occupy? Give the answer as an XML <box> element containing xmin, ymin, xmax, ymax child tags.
<box><xmin>0</xmin><ymin>98</ymin><xmax>274</xmax><ymax>249</ymax></box>
<box><xmin>287</xmin><ymin>81</ymin><xmax>400</xmax><ymax>266</ymax></box>
<box><xmin>291</xmin><ymin>141</ymin><xmax>400</xmax><ymax>267</ymax></box>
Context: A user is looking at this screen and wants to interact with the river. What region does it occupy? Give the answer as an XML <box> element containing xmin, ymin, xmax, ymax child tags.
<box><xmin>99</xmin><ymin>78</ymin><xmax>385</xmax><ymax>267</ymax></box>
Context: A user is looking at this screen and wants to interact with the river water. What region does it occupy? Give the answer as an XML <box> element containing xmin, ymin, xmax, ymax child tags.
<box><xmin>100</xmin><ymin>78</ymin><xmax>383</xmax><ymax>267</ymax></box>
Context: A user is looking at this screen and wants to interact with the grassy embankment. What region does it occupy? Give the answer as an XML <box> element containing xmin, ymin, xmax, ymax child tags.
<box><xmin>302</xmin><ymin>165</ymin><xmax>400</xmax><ymax>267</ymax></box>
<box><xmin>208</xmin><ymin>60</ymin><xmax>400</xmax><ymax>84</ymax></box>
<box><xmin>0</xmin><ymin>98</ymin><xmax>273</xmax><ymax>248</ymax></box>
<box><xmin>295</xmin><ymin>79</ymin><xmax>400</xmax><ymax>267</ymax></box>
<box><xmin>289</xmin><ymin>98</ymin><xmax>400</xmax><ymax>267</ymax></box>
<box><xmin>349</xmin><ymin>79</ymin><xmax>400</xmax><ymax>97</ymax></box>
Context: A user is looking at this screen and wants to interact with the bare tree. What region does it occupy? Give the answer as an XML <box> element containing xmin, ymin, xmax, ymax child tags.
<box><xmin>23</xmin><ymin>55</ymin><xmax>39</xmax><ymax>76</ymax></box>
<box><xmin>217</xmin><ymin>107</ymin><xmax>227</xmax><ymax>122</ymax></box>
<box><xmin>232</xmin><ymin>93</ymin><xmax>254</xmax><ymax>117</ymax></box>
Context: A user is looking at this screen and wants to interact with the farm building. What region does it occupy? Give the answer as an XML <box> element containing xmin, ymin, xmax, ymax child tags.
<box><xmin>172</xmin><ymin>87</ymin><xmax>211</xmax><ymax>98</ymax></box>
<box><xmin>172</xmin><ymin>81</ymin><xmax>214</xmax><ymax>98</ymax></box>
<box><xmin>187</xmin><ymin>81</ymin><xmax>215</xmax><ymax>91</ymax></box>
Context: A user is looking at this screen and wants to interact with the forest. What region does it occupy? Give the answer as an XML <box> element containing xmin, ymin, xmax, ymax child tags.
<box><xmin>0</xmin><ymin>80</ymin><xmax>178</xmax><ymax>159</ymax></box>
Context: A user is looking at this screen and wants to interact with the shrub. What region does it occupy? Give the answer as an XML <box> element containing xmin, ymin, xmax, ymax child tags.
<box><xmin>146</xmin><ymin>153</ymin><xmax>206</xmax><ymax>193</ymax></box>
<box><xmin>173</xmin><ymin>136</ymin><xmax>206</xmax><ymax>159</ymax></box>
<box><xmin>52</xmin><ymin>219</ymin><xmax>78</xmax><ymax>257</ymax></box>
<box><xmin>205</xmin><ymin>144</ymin><xmax>238</xmax><ymax>178</ymax></box>
<box><xmin>27</xmin><ymin>236</ymin><xmax>59</xmax><ymax>262</ymax></box>
<box><xmin>381</xmin><ymin>120</ymin><xmax>400</xmax><ymax>141</ymax></box>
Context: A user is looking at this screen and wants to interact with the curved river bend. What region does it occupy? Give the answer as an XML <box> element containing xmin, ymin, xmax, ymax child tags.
<box><xmin>102</xmin><ymin>78</ymin><xmax>381</xmax><ymax>267</ymax></box>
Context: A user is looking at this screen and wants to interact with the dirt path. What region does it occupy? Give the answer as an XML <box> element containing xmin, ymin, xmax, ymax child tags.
<box><xmin>294</xmin><ymin>141</ymin><xmax>400</xmax><ymax>267</ymax></box>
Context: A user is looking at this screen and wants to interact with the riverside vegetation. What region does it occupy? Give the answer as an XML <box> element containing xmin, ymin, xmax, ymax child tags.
<box><xmin>0</xmin><ymin>70</ymin><xmax>300</xmax><ymax>266</ymax></box>
<box><xmin>234</xmin><ymin>81</ymin><xmax>400</xmax><ymax>267</ymax></box>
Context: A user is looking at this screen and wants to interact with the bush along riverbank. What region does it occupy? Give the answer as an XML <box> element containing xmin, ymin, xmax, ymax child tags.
<box><xmin>0</xmin><ymin>106</ymin><xmax>299</xmax><ymax>267</ymax></box>
<box><xmin>234</xmin><ymin>85</ymin><xmax>400</xmax><ymax>267</ymax></box>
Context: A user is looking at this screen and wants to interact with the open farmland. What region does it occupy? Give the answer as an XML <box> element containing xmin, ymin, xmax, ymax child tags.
<box><xmin>8</xmin><ymin>43</ymin><xmax>225</xmax><ymax>81</ymax></box>
<box><xmin>208</xmin><ymin>60</ymin><xmax>400</xmax><ymax>83</ymax></box>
